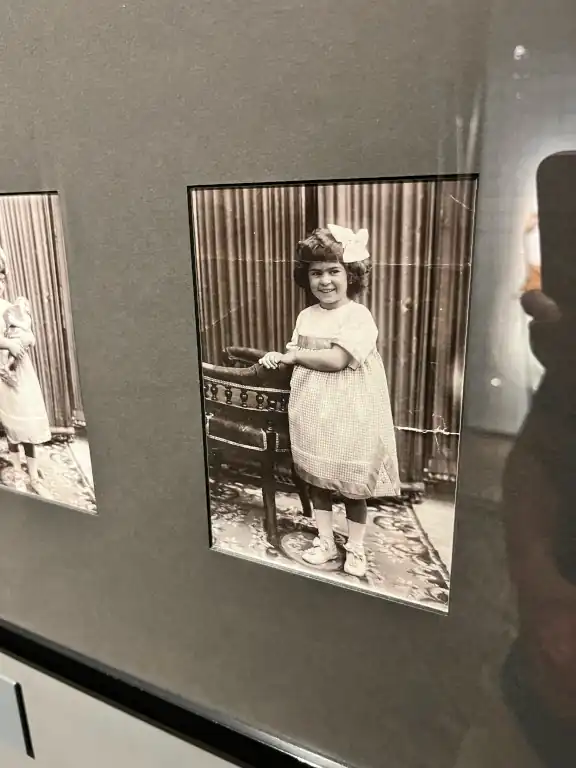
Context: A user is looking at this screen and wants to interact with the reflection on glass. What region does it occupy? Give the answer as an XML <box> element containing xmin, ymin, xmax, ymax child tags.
<box><xmin>501</xmin><ymin>152</ymin><xmax>576</xmax><ymax>764</ymax></box>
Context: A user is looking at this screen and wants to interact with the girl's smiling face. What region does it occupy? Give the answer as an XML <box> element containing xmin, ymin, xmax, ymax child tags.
<box><xmin>308</xmin><ymin>261</ymin><xmax>349</xmax><ymax>309</ymax></box>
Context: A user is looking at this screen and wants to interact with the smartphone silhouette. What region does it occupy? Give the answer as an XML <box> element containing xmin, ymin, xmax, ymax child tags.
<box><xmin>537</xmin><ymin>151</ymin><xmax>576</xmax><ymax>315</ymax></box>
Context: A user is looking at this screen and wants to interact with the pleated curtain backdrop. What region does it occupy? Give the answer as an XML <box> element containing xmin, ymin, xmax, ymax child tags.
<box><xmin>423</xmin><ymin>178</ymin><xmax>476</xmax><ymax>480</ymax></box>
<box><xmin>191</xmin><ymin>178</ymin><xmax>476</xmax><ymax>482</ymax></box>
<box><xmin>0</xmin><ymin>193</ymin><xmax>84</xmax><ymax>434</ymax></box>
<box><xmin>317</xmin><ymin>179</ymin><xmax>476</xmax><ymax>482</ymax></box>
<box><xmin>192</xmin><ymin>185</ymin><xmax>312</xmax><ymax>359</ymax></box>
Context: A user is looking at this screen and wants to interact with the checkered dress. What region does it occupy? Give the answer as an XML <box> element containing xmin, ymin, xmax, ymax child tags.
<box><xmin>287</xmin><ymin>302</ymin><xmax>400</xmax><ymax>499</ymax></box>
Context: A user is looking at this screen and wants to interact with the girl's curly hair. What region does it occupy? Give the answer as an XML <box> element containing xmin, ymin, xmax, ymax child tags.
<box><xmin>293</xmin><ymin>228</ymin><xmax>371</xmax><ymax>299</ymax></box>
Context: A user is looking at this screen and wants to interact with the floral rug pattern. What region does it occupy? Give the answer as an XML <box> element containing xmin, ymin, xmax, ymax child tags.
<box><xmin>210</xmin><ymin>480</ymin><xmax>450</xmax><ymax>612</ymax></box>
<box><xmin>0</xmin><ymin>437</ymin><xmax>96</xmax><ymax>513</ymax></box>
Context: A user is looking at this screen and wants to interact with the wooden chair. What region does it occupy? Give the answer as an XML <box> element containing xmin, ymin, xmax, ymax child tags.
<box><xmin>201</xmin><ymin>349</ymin><xmax>311</xmax><ymax>548</ymax></box>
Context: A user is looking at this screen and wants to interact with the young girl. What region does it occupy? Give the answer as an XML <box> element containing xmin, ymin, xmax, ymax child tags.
<box><xmin>0</xmin><ymin>297</ymin><xmax>33</xmax><ymax>385</ymax></box>
<box><xmin>0</xmin><ymin>253</ymin><xmax>52</xmax><ymax>499</ymax></box>
<box><xmin>260</xmin><ymin>225</ymin><xmax>400</xmax><ymax>578</ymax></box>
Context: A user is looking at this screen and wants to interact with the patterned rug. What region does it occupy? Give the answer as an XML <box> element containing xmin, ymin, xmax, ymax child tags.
<box><xmin>210</xmin><ymin>480</ymin><xmax>450</xmax><ymax>612</ymax></box>
<box><xmin>0</xmin><ymin>437</ymin><xmax>97</xmax><ymax>514</ymax></box>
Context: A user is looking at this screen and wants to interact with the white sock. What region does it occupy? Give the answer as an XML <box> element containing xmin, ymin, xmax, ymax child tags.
<box><xmin>10</xmin><ymin>446</ymin><xmax>22</xmax><ymax>472</ymax></box>
<box><xmin>314</xmin><ymin>508</ymin><xmax>334</xmax><ymax>541</ymax></box>
<box><xmin>27</xmin><ymin>456</ymin><xmax>39</xmax><ymax>483</ymax></box>
<box><xmin>347</xmin><ymin>520</ymin><xmax>366</xmax><ymax>548</ymax></box>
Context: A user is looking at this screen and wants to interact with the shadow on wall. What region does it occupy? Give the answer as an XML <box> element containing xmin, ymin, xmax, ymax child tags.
<box><xmin>459</xmin><ymin>429</ymin><xmax>515</xmax><ymax>505</ymax></box>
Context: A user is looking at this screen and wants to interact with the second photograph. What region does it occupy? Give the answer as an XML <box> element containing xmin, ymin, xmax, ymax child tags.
<box><xmin>190</xmin><ymin>175</ymin><xmax>477</xmax><ymax>613</ymax></box>
<box><xmin>0</xmin><ymin>192</ymin><xmax>96</xmax><ymax>514</ymax></box>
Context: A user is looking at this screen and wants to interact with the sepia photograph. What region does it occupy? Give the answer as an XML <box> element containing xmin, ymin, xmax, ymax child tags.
<box><xmin>190</xmin><ymin>176</ymin><xmax>477</xmax><ymax>612</ymax></box>
<box><xmin>0</xmin><ymin>193</ymin><xmax>95</xmax><ymax>513</ymax></box>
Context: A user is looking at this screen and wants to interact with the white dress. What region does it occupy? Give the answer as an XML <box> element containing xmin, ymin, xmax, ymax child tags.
<box><xmin>287</xmin><ymin>301</ymin><xmax>400</xmax><ymax>499</ymax></box>
<box><xmin>0</xmin><ymin>297</ymin><xmax>51</xmax><ymax>445</ymax></box>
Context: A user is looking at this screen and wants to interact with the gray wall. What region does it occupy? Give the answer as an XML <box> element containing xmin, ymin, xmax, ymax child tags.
<box><xmin>0</xmin><ymin>1</ymin><xmax>574</xmax><ymax>767</ymax></box>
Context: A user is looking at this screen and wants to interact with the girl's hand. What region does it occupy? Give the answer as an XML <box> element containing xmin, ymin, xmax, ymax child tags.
<box><xmin>259</xmin><ymin>350</ymin><xmax>297</xmax><ymax>369</ymax></box>
<box><xmin>5</xmin><ymin>339</ymin><xmax>24</xmax><ymax>359</ymax></box>
<box><xmin>259</xmin><ymin>351</ymin><xmax>284</xmax><ymax>369</ymax></box>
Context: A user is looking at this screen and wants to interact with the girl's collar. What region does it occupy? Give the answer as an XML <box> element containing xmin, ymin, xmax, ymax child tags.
<box><xmin>316</xmin><ymin>299</ymin><xmax>353</xmax><ymax>312</ymax></box>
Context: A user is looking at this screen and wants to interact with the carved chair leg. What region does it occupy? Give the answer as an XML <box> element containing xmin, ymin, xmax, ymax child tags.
<box><xmin>261</xmin><ymin>451</ymin><xmax>280</xmax><ymax>548</ymax></box>
<box><xmin>210</xmin><ymin>447</ymin><xmax>223</xmax><ymax>481</ymax></box>
<box><xmin>292</xmin><ymin>464</ymin><xmax>312</xmax><ymax>517</ymax></box>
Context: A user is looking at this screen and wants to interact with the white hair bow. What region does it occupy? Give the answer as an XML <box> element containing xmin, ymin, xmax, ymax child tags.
<box><xmin>327</xmin><ymin>224</ymin><xmax>370</xmax><ymax>263</ymax></box>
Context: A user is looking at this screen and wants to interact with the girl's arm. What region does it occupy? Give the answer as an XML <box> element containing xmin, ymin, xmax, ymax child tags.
<box><xmin>259</xmin><ymin>345</ymin><xmax>352</xmax><ymax>372</ymax></box>
<box><xmin>0</xmin><ymin>335</ymin><xmax>24</xmax><ymax>357</ymax></box>
<box><xmin>17</xmin><ymin>329</ymin><xmax>35</xmax><ymax>349</ymax></box>
<box><xmin>282</xmin><ymin>346</ymin><xmax>352</xmax><ymax>372</ymax></box>
<box><xmin>285</xmin><ymin>307</ymin><xmax>377</xmax><ymax>371</ymax></box>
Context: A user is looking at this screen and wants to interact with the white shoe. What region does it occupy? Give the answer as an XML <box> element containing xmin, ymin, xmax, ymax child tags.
<box><xmin>302</xmin><ymin>536</ymin><xmax>338</xmax><ymax>565</ymax></box>
<box><xmin>6</xmin><ymin>469</ymin><xmax>27</xmax><ymax>493</ymax></box>
<box><xmin>30</xmin><ymin>480</ymin><xmax>53</xmax><ymax>500</ymax></box>
<box><xmin>344</xmin><ymin>542</ymin><xmax>367</xmax><ymax>577</ymax></box>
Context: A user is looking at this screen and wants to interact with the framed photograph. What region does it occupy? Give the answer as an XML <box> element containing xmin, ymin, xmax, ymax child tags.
<box><xmin>0</xmin><ymin>0</ymin><xmax>575</xmax><ymax>765</ymax></box>
<box><xmin>189</xmin><ymin>175</ymin><xmax>477</xmax><ymax>612</ymax></box>
<box><xmin>0</xmin><ymin>192</ymin><xmax>95</xmax><ymax>514</ymax></box>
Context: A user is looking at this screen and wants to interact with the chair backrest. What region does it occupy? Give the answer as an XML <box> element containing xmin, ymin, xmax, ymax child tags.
<box><xmin>223</xmin><ymin>346</ymin><xmax>267</xmax><ymax>366</ymax></box>
<box><xmin>202</xmin><ymin>374</ymin><xmax>290</xmax><ymax>433</ymax></box>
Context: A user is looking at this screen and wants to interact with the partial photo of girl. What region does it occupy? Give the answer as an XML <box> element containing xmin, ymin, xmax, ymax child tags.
<box><xmin>0</xmin><ymin>192</ymin><xmax>96</xmax><ymax>514</ymax></box>
<box><xmin>0</xmin><ymin>252</ymin><xmax>53</xmax><ymax>498</ymax></box>
<box><xmin>192</xmin><ymin>178</ymin><xmax>476</xmax><ymax>610</ymax></box>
